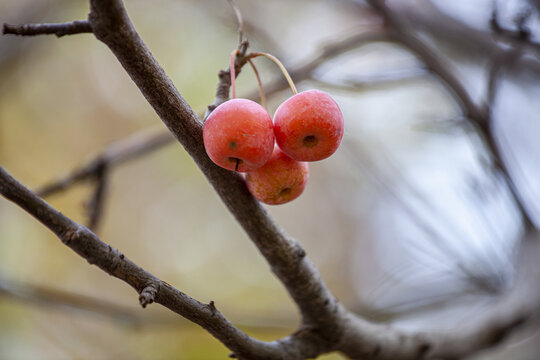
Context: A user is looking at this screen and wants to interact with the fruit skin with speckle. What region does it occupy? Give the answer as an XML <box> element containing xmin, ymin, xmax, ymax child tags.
<box><xmin>273</xmin><ymin>89</ymin><xmax>344</xmax><ymax>162</ymax></box>
<box><xmin>245</xmin><ymin>147</ymin><xmax>309</xmax><ymax>205</ymax></box>
<box><xmin>203</xmin><ymin>99</ymin><xmax>274</xmax><ymax>172</ymax></box>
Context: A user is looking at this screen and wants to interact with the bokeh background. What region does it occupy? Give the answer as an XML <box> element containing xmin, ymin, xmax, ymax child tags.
<box><xmin>1</xmin><ymin>0</ymin><xmax>540</xmax><ymax>359</ymax></box>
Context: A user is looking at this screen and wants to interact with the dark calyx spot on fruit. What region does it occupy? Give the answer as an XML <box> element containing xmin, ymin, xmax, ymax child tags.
<box><xmin>228</xmin><ymin>157</ymin><xmax>242</xmax><ymax>171</ymax></box>
<box><xmin>229</xmin><ymin>141</ymin><xmax>237</xmax><ymax>149</ymax></box>
<box><xmin>278</xmin><ymin>188</ymin><xmax>292</xmax><ymax>197</ymax></box>
<box><xmin>303</xmin><ymin>135</ymin><xmax>318</xmax><ymax>148</ymax></box>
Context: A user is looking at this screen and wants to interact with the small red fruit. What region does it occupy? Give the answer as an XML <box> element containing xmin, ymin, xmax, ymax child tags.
<box><xmin>273</xmin><ymin>89</ymin><xmax>344</xmax><ymax>162</ymax></box>
<box><xmin>203</xmin><ymin>98</ymin><xmax>274</xmax><ymax>172</ymax></box>
<box><xmin>245</xmin><ymin>147</ymin><xmax>309</xmax><ymax>205</ymax></box>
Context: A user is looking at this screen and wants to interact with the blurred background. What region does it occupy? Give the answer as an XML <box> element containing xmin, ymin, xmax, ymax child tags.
<box><xmin>1</xmin><ymin>0</ymin><xmax>540</xmax><ymax>358</ymax></box>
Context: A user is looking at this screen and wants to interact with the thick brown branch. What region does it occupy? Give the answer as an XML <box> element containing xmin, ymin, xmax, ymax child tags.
<box><xmin>0</xmin><ymin>165</ymin><xmax>306</xmax><ymax>360</ymax></box>
<box><xmin>88</xmin><ymin>0</ymin><xmax>342</xmax><ymax>330</ymax></box>
<box><xmin>2</xmin><ymin>20</ymin><xmax>92</xmax><ymax>37</ymax></box>
<box><xmin>35</xmin><ymin>29</ymin><xmax>387</xmax><ymax>199</ymax></box>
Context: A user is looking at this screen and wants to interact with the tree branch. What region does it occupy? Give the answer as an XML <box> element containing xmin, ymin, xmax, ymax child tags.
<box><xmin>36</xmin><ymin>128</ymin><xmax>173</xmax><ymax>198</ymax></box>
<box><xmin>35</xmin><ymin>28</ymin><xmax>388</xmax><ymax>201</ymax></box>
<box><xmin>364</xmin><ymin>0</ymin><xmax>534</xmax><ymax>229</ymax></box>
<box><xmin>85</xmin><ymin>160</ymin><xmax>108</xmax><ymax>232</ymax></box>
<box><xmin>0</xmin><ymin>275</ymin><xmax>142</xmax><ymax>325</ymax></box>
<box><xmin>2</xmin><ymin>20</ymin><xmax>92</xmax><ymax>37</ymax></box>
<box><xmin>86</xmin><ymin>0</ymin><xmax>346</xmax><ymax>356</ymax></box>
<box><xmin>0</xmin><ymin>165</ymin><xmax>307</xmax><ymax>360</ymax></box>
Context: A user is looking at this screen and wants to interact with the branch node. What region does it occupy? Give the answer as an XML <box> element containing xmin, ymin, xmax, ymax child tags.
<box><xmin>139</xmin><ymin>283</ymin><xmax>159</xmax><ymax>308</ymax></box>
<box><xmin>294</xmin><ymin>246</ymin><xmax>306</xmax><ymax>260</ymax></box>
<box><xmin>61</xmin><ymin>226</ymin><xmax>82</xmax><ymax>246</ymax></box>
<box><xmin>208</xmin><ymin>300</ymin><xmax>217</xmax><ymax>316</ymax></box>
<box><xmin>108</xmin><ymin>245</ymin><xmax>125</xmax><ymax>274</ymax></box>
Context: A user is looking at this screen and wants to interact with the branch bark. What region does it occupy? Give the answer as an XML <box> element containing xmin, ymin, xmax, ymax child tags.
<box><xmin>0</xmin><ymin>166</ymin><xmax>300</xmax><ymax>359</ymax></box>
<box><xmin>2</xmin><ymin>20</ymin><xmax>92</xmax><ymax>37</ymax></box>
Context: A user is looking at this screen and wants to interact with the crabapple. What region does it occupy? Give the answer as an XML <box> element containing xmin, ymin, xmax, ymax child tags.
<box><xmin>273</xmin><ymin>89</ymin><xmax>344</xmax><ymax>162</ymax></box>
<box><xmin>203</xmin><ymin>98</ymin><xmax>274</xmax><ymax>172</ymax></box>
<box><xmin>245</xmin><ymin>147</ymin><xmax>309</xmax><ymax>205</ymax></box>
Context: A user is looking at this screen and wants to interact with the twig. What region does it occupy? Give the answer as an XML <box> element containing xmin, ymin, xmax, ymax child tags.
<box><xmin>204</xmin><ymin>40</ymin><xmax>249</xmax><ymax>120</ymax></box>
<box><xmin>0</xmin><ymin>275</ymin><xmax>141</xmax><ymax>324</ymax></box>
<box><xmin>36</xmin><ymin>29</ymin><xmax>388</xmax><ymax>199</ymax></box>
<box><xmin>490</xmin><ymin>6</ymin><xmax>540</xmax><ymax>56</ymax></box>
<box><xmin>0</xmin><ymin>275</ymin><xmax>295</xmax><ymax>330</ymax></box>
<box><xmin>87</xmin><ymin>1</ymin><xmax>346</xmax><ymax>357</ymax></box>
<box><xmin>0</xmin><ymin>165</ymin><xmax>301</xmax><ymax>359</ymax></box>
<box><xmin>86</xmin><ymin>161</ymin><xmax>108</xmax><ymax>232</ymax></box>
<box><xmin>36</xmin><ymin>128</ymin><xmax>173</xmax><ymax>198</ymax></box>
<box><xmin>3</xmin><ymin>160</ymin><xmax>538</xmax><ymax>359</ymax></box>
<box><xmin>227</xmin><ymin>0</ymin><xmax>244</xmax><ymax>45</ymax></box>
<box><xmin>365</xmin><ymin>0</ymin><xmax>533</xmax><ymax>228</ymax></box>
<box><xmin>2</xmin><ymin>20</ymin><xmax>92</xmax><ymax>37</ymax></box>
<box><xmin>308</xmin><ymin>67</ymin><xmax>428</xmax><ymax>91</ymax></box>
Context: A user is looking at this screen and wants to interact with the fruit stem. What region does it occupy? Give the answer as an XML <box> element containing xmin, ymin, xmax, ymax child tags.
<box><xmin>247</xmin><ymin>58</ymin><xmax>267</xmax><ymax>110</ymax></box>
<box><xmin>230</xmin><ymin>49</ymin><xmax>239</xmax><ymax>99</ymax></box>
<box><xmin>250</xmin><ymin>52</ymin><xmax>297</xmax><ymax>95</ymax></box>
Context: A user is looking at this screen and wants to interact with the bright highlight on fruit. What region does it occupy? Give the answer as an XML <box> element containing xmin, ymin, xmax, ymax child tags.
<box><xmin>245</xmin><ymin>147</ymin><xmax>309</xmax><ymax>205</ymax></box>
<box><xmin>203</xmin><ymin>98</ymin><xmax>274</xmax><ymax>172</ymax></box>
<box><xmin>273</xmin><ymin>89</ymin><xmax>344</xmax><ymax>162</ymax></box>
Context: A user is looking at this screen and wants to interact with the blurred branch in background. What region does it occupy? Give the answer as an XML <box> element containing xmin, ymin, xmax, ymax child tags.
<box><xmin>362</xmin><ymin>0</ymin><xmax>533</xmax><ymax>229</ymax></box>
<box><xmin>32</xmin><ymin>28</ymin><xmax>389</xmax><ymax>231</ymax></box>
<box><xmin>0</xmin><ymin>275</ymin><xmax>294</xmax><ymax>331</ymax></box>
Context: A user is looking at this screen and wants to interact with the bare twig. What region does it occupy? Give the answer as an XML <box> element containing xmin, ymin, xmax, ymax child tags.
<box><xmin>87</xmin><ymin>0</ymin><xmax>345</xmax><ymax>356</ymax></box>
<box><xmin>204</xmin><ymin>40</ymin><xmax>249</xmax><ymax>120</ymax></box>
<box><xmin>0</xmin><ymin>165</ymin><xmax>305</xmax><ymax>359</ymax></box>
<box><xmin>85</xmin><ymin>161</ymin><xmax>108</xmax><ymax>232</ymax></box>
<box><xmin>36</xmin><ymin>28</ymin><xmax>388</xmax><ymax>199</ymax></box>
<box><xmin>364</xmin><ymin>0</ymin><xmax>533</xmax><ymax>229</ymax></box>
<box><xmin>490</xmin><ymin>5</ymin><xmax>540</xmax><ymax>56</ymax></box>
<box><xmin>0</xmin><ymin>275</ymin><xmax>295</xmax><ymax>331</ymax></box>
<box><xmin>36</xmin><ymin>128</ymin><xmax>173</xmax><ymax>198</ymax></box>
<box><xmin>227</xmin><ymin>0</ymin><xmax>244</xmax><ymax>45</ymax></box>
<box><xmin>2</xmin><ymin>20</ymin><xmax>92</xmax><ymax>37</ymax></box>
<box><xmin>0</xmin><ymin>275</ymin><xmax>141</xmax><ymax>324</ymax></box>
<box><xmin>4</xmin><ymin>160</ymin><xmax>537</xmax><ymax>359</ymax></box>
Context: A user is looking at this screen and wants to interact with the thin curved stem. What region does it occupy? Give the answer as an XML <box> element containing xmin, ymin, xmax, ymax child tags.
<box><xmin>247</xmin><ymin>58</ymin><xmax>267</xmax><ymax>109</ymax></box>
<box><xmin>230</xmin><ymin>49</ymin><xmax>239</xmax><ymax>99</ymax></box>
<box><xmin>250</xmin><ymin>51</ymin><xmax>297</xmax><ymax>95</ymax></box>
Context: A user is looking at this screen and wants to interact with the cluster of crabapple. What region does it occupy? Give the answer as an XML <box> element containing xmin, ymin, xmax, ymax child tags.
<box><xmin>203</xmin><ymin>51</ymin><xmax>344</xmax><ymax>205</ymax></box>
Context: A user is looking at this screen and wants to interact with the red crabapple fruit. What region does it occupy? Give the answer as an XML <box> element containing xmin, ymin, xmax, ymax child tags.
<box><xmin>273</xmin><ymin>89</ymin><xmax>344</xmax><ymax>162</ymax></box>
<box><xmin>203</xmin><ymin>98</ymin><xmax>274</xmax><ymax>172</ymax></box>
<box><xmin>246</xmin><ymin>147</ymin><xmax>309</xmax><ymax>205</ymax></box>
